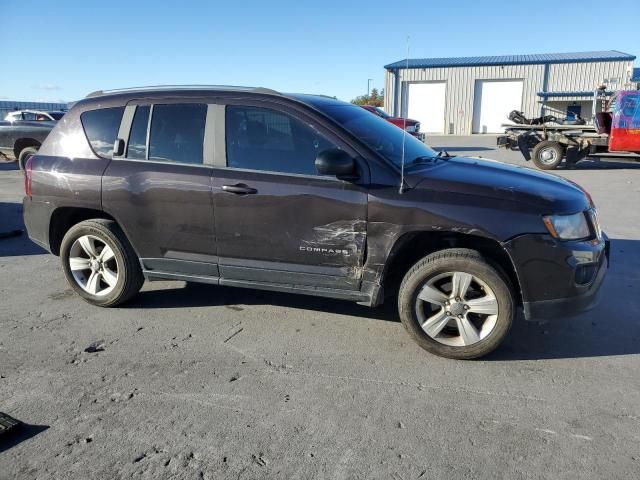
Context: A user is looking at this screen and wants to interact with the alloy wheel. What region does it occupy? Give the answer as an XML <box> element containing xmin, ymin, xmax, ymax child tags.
<box><xmin>415</xmin><ymin>271</ymin><xmax>499</xmax><ymax>347</ymax></box>
<box><xmin>68</xmin><ymin>235</ymin><xmax>119</xmax><ymax>297</ymax></box>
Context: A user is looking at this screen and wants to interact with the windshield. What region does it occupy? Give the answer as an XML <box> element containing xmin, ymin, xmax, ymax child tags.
<box><xmin>48</xmin><ymin>112</ymin><xmax>65</xmax><ymax>120</ymax></box>
<box><xmin>318</xmin><ymin>104</ymin><xmax>438</xmax><ymax>168</ymax></box>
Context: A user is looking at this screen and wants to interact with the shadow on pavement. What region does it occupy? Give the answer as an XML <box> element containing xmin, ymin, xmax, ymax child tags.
<box><xmin>0</xmin><ymin>424</ymin><xmax>49</xmax><ymax>454</ymax></box>
<box><xmin>127</xmin><ymin>282</ymin><xmax>400</xmax><ymax>322</ymax></box>
<box><xmin>0</xmin><ymin>202</ymin><xmax>46</xmax><ymax>257</ymax></box>
<box><xmin>0</xmin><ymin>161</ymin><xmax>18</xmax><ymax>171</ymax></box>
<box><xmin>434</xmin><ymin>146</ymin><xmax>495</xmax><ymax>152</ymax></box>
<box><xmin>127</xmin><ymin>239</ymin><xmax>639</xmax><ymax>360</ymax></box>
<box><xmin>566</xmin><ymin>158</ymin><xmax>640</xmax><ymax>170</ymax></box>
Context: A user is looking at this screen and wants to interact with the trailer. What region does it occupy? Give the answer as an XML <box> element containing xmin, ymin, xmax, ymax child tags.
<box><xmin>497</xmin><ymin>89</ymin><xmax>640</xmax><ymax>170</ymax></box>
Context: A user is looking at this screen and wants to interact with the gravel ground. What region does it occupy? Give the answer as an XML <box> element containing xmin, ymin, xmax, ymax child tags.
<box><xmin>1</xmin><ymin>137</ymin><xmax>639</xmax><ymax>479</ymax></box>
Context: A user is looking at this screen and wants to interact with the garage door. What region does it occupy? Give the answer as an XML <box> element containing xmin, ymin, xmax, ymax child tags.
<box><xmin>407</xmin><ymin>82</ymin><xmax>446</xmax><ymax>134</ymax></box>
<box><xmin>472</xmin><ymin>80</ymin><xmax>523</xmax><ymax>133</ymax></box>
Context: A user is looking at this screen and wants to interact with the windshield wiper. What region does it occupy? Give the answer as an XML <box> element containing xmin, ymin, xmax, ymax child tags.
<box><xmin>436</xmin><ymin>150</ymin><xmax>454</xmax><ymax>158</ymax></box>
<box><xmin>409</xmin><ymin>153</ymin><xmax>450</xmax><ymax>166</ymax></box>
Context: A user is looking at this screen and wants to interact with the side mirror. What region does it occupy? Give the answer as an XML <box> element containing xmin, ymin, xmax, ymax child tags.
<box><xmin>113</xmin><ymin>138</ymin><xmax>125</xmax><ymax>157</ymax></box>
<box><xmin>315</xmin><ymin>148</ymin><xmax>356</xmax><ymax>178</ymax></box>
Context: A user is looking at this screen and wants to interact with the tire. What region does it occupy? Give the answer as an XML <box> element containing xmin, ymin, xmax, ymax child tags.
<box><xmin>17</xmin><ymin>146</ymin><xmax>38</xmax><ymax>171</ymax></box>
<box><xmin>531</xmin><ymin>141</ymin><xmax>564</xmax><ymax>170</ymax></box>
<box><xmin>398</xmin><ymin>248</ymin><xmax>514</xmax><ymax>360</ymax></box>
<box><xmin>60</xmin><ymin>219</ymin><xmax>144</xmax><ymax>307</ymax></box>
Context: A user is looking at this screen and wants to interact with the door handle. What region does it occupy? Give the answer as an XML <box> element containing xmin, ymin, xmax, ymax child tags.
<box><xmin>222</xmin><ymin>184</ymin><xmax>257</xmax><ymax>195</ymax></box>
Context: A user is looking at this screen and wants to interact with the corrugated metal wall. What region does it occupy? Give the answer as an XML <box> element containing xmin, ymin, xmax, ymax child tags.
<box><xmin>547</xmin><ymin>61</ymin><xmax>633</xmax><ymax>91</ymax></box>
<box><xmin>384</xmin><ymin>60</ymin><xmax>634</xmax><ymax>134</ymax></box>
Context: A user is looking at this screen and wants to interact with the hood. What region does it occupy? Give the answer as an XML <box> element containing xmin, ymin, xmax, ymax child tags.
<box><xmin>407</xmin><ymin>156</ymin><xmax>591</xmax><ymax>213</ymax></box>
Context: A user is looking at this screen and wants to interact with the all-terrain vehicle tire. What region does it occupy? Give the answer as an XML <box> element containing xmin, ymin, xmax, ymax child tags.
<box><xmin>60</xmin><ymin>219</ymin><xmax>144</xmax><ymax>307</ymax></box>
<box><xmin>398</xmin><ymin>248</ymin><xmax>514</xmax><ymax>360</ymax></box>
<box><xmin>532</xmin><ymin>141</ymin><xmax>564</xmax><ymax>170</ymax></box>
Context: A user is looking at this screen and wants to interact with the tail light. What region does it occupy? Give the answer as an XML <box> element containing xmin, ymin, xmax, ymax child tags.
<box><xmin>24</xmin><ymin>155</ymin><xmax>33</xmax><ymax>197</ymax></box>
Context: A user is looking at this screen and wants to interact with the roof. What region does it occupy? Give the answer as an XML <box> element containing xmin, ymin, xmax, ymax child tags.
<box><xmin>85</xmin><ymin>85</ymin><xmax>279</xmax><ymax>98</ymax></box>
<box><xmin>632</xmin><ymin>68</ymin><xmax>640</xmax><ymax>82</ymax></box>
<box><xmin>384</xmin><ymin>50</ymin><xmax>636</xmax><ymax>70</ymax></box>
<box><xmin>72</xmin><ymin>86</ymin><xmax>352</xmax><ymax>113</ymax></box>
<box><xmin>83</xmin><ymin>86</ymin><xmax>350</xmax><ymax>107</ymax></box>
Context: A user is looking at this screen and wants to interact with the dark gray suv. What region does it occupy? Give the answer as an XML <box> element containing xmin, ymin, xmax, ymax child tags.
<box><xmin>23</xmin><ymin>86</ymin><xmax>609</xmax><ymax>359</ymax></box>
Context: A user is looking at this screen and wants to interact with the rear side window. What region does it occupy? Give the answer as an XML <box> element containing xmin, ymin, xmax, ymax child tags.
<box><xmin>127</xmin><ymin>105</ymin><xmax>150</xmax><ymax>159</ymax></box>
<box><xmin>80</xmin><ymin>107</ymin><xmax>125</xmax><ymax>158</ymax></box>
<box><xmin>148</xmin><ymin>104</ymin><xmax>206</xmax><ymax>164</ymax></box>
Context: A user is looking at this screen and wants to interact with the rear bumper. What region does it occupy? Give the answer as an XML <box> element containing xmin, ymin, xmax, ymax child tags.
<box><xmin>23</xmin><ymin>196</ymin><xmax>52</xmax><ymax>253</ymax></box>
<box><xmin>506</xmin><ymin>233</ymin><xmax>610</xmax><ymax>321</ymax></box>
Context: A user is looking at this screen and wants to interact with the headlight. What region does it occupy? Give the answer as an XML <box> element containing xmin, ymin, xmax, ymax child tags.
<box><xmin>405</xmin><ymin>125</ymin><xmax>416</xmax><ymax>133</ymax></box>
<box><xmin>543</xmin><ymin>212</ymin><xmax>591</xmax><ymax>240</ymax></box>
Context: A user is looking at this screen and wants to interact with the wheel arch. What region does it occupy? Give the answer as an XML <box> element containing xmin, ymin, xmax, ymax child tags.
<box><xmin>379</xmin><ymin>230</ymin><xmax>523</xmax><ymax>307</ymax></box>
<box><xmin>49</xmin><ymin>207</ymin><xmax>115</xmax><ymax>256</ymax></box>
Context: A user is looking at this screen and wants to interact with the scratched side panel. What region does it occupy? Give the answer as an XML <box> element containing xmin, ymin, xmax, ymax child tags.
<box><xmin>360</xmin><ymin>182</ymin><xmax>548</xmax><ymax>296</ymax></box>
<box><xmin>212</xmin><ymin>169</ymin><xmax>368</xmax><ymax>288</ymax></box>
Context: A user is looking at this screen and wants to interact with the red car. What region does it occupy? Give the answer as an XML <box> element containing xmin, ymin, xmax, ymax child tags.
<box><xmin>361</xmin><ymin>105</ymin><xmax>425</xmax><ymax>141</ymax></box>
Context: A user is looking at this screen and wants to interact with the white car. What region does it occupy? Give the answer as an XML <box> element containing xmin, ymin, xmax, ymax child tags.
<box><xmin>4</xmin><ymin>110</ymin><xmax>65</xmax><ymax>122</ymax></box>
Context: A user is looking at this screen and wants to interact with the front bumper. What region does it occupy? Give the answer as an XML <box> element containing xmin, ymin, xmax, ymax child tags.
<box><xmin>505</xmin><ymin>232</ymin><xmax>610</xmax><ymax>321</ymax></box>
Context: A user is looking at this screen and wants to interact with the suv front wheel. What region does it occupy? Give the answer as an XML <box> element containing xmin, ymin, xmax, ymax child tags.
<box><xmin>398</xmin><ymin>248</ymin><xmax>513</xmax><ymax>359</ymax></box>
<box><xmin>60</xmin><ymin>219</ymin><xmax>144</xmax><ymax>307</ymax></box>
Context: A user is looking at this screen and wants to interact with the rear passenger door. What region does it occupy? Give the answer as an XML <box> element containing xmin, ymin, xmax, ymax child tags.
<box><xmin>210</xmin><ymin>100</ymin><xmax>368</xmax><ymax>290</ymax></box>
<box><xmin>101</xmin><ymin>101</ymin><xmax>217</xmax><ymax>279</ymax></box>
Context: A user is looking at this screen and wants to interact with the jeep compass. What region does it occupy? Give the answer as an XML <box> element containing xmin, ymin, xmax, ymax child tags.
<box><xmin>22</xmin><ymin>86</ymin><xmax>609</xmax><ymax>359</ymax></box>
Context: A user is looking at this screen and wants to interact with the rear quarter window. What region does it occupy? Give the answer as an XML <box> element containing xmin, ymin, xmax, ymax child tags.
<box><xmin>80</xmin><ymin>107</ymin><xmax>124</xmax><ymax>158</ymax></box>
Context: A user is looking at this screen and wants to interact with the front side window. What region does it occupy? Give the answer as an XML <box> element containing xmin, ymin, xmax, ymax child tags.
<box><xmin>226</xmin><ymin>105</ymin><xmax>337</xmax><ymax>175</ymax></box>
<box><xmin>148</xmin><ymin>104</ymin><xmax>206</xmax><ymax>164</ymax></box>
<box><xmin>80</xmin><ymin>107</ymin><xmax>125</xmax><ymax>158</ymax></box>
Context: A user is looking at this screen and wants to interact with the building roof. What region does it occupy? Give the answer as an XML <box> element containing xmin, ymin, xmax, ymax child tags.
<box><xmin>632</xmin><ymin>67</ymin><xmax>640</xmax><ymax>82</ymax></box>
<box><xmin>384</xmin><ymin>50</ymin><xmax>636</xmax><ymax>70</ymax></box>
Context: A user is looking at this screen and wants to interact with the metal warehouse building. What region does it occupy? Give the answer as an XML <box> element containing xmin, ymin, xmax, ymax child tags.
<box><xmin>384</xmin><ymin>50</ymin><xmax>636</xmax><ymax>135</ymax></box>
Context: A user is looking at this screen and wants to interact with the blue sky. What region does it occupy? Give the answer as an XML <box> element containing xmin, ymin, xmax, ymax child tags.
<box><xmin>2</xmin><ymin>0</ymin><xmax>639</xmax><ymax>103</ymax></box>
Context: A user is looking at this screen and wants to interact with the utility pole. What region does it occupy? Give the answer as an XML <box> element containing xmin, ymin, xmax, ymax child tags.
<box><xmin>367</xmin><ymin>79</ymin><xmax>373</xmax><ymax>97</ymax></box>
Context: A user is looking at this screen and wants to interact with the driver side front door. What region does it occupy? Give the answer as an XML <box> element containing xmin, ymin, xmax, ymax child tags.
<box><xmin>211</xmin><ymin>102</ymin><xmax>368</xmax><ymax>290</ymax></box>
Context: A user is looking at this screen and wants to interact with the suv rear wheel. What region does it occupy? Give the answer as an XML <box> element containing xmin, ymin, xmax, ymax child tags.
<box><xmin>60</xmin><ymin>219</ymin><xmax>144</xmax><ymax>307</ymax></box>
<box><xmin>398</xmin><ymin>248</ymin><xmax>513</xmax><ymax>359</ymax></box>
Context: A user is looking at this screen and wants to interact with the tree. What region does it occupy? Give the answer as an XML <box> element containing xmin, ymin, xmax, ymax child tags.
<box><xmin>351</xmin><ymin>88</ymin><xmax>384</xmax><ymax>107</ymax></box>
